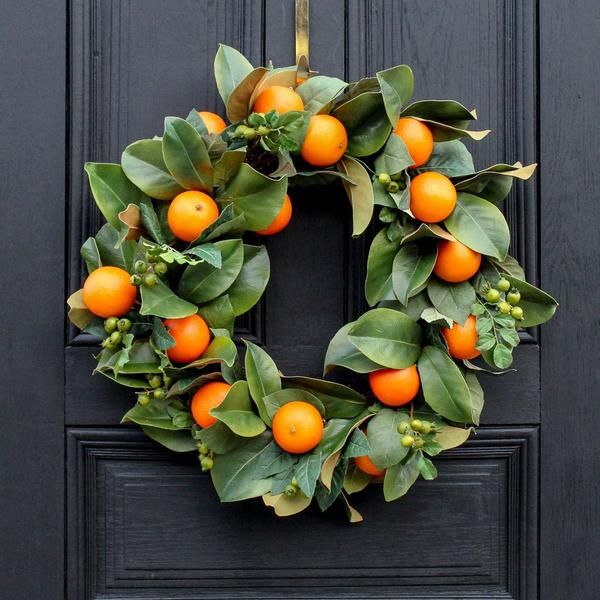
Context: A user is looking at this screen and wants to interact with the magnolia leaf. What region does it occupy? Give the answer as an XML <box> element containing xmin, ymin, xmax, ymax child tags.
<box><xmin>365</xmin><ymin>229</ymin><xmax>401</xmax><ymax>306</ymax></box>
<box><xmin>214</xmin><ymin>44</ymin><xmax>254</xmax><ymax>106</ymax></box>
<box><xmin>67</xmin><ymin>289</ymin><xmax>94</xmax><ymax>330</ymax></box>
<box><xmin>377</xmin><ymin>65</ymin><xmax>414</xmax><ymax>126</ymax></box>
<box><xmin>324</xmin><ymin>322</ymin><xmax>383</xmax><ymax>375</ymax></box>
<box><xmin>227</xmin><ymin>244</ymin><xmax>270</xmax><ymax>316</ymax></box>
<box><xmin>374</xmin><ymin>133</ymin><xmax>413</xmax><ymax>176</ymax></box>
<box><xmin>383</xmin><ymin>453</ymin><xmax>420</xmax><ymax>501</ymax></box>
<box><xmin>503</xmin><ymin>275</ymin><xmax>559</xmax><ymax>327</ymax></box>
<box><xmin>210</xmin><ymin>381</ymin><xmax>266</xmax><ymax>437</ymax></box>
<box><xmin>226</xmin><ymin>66</ymin><xmax>269</xmax><ymax>122</ymax></box>
<box><xmin>367</xmin><ymin>409</ymin><xmax>410</xmax><ymax>468</ymax></box>
<box><xmin>436</xmin><ymin>424</ymin><xmax>473</xmax><ymax>449</ymax></box>
<box><xmin>244</xmin><ymin>340</ymin><xmax>282</xmax><ymax>425</ymax></box>
<box><xmin>262</xmin><ymin>492</ymin><xmax>312</xmax><ymax>517</ymax></box>
<box><xmin>338</xmin><ymin>156</ymin><xmax>375</xmax><ymax>237</ymax></box>
<box><xmin>464</xmin><ymin>371</ymin><xmax>484</xmax><ymax>425</ymax></box>
<box><xmin>117</xmin><ymin>203</ymin><xmax>142</xmax><ymax>241</ymax></box>
<box><xmin>343</xmin><ymin>462</ymin><xmax>372</xmax><ymax>494</ymax></box>
<box><xmin>139</xmin><ymin>279</ymin><xmax>197</xmax><ymax>319</ymax></box>
<box><xmin>141</xmin><ymin>426</ymin><xmax>197</xmax><ymax>453</ymax></box>
<box><xmin>262</xmin><ymin>388</ymin><xmax>326</xmax><ymax>421</ymax></box>
<box><xmin>401</xmin><ymin>223</ymin><xmax>455</xmax><ymax>244</ymax></box>
<box><xmin>418</xmin><ymin>140</ymin><xmax>475</xmax><ymax>177</ymax></box>
<box><xmin>340</xmin><ymin>492</ymin><xmax>364</xmax><ymax>523</ymax></box>
<box><xmin>392</xmin><ymin>243</ymin><xmax>437</xmax><ymax>305</ymax></box>
<box><xmin>296</xmin><ymin>75</ymin><xmax>347</xmax><ymax>114</ymax></box>
<box><xmin>427</xmin><ymin>279</ymin><xmax>476</xmax><ymax>325</ymax></box>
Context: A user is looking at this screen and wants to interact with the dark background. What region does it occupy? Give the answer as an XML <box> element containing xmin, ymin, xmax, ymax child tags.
<box><xmin>1</xmin><ymin>1</ymin><xmax>598</xmax><ymax>598</ymax></box>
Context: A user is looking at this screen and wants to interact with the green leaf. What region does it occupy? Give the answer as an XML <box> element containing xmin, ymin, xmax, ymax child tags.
<box><xmin>348</xmin><ymin>308</ymin><xmax>422</xmax><ymax>369</ymax></box>
<box><xmin>503</xmin><ymin>276</ymin><xmax>559</xmax><ymax>327</ymax></box>
<box><xmin>197</xmin><ymin>295</ymin><xmax>235</xmax><ymax>331</ymax></box>
<box><xmin>464</xmin><ymin>371</ymin><xmax>484</xmax><ymax>425</ymax></box>
<box><xmin>213</xmin><ymin>150</ymin><xmax>246</xmax><ymax>187</ymax></box>
<box><xmin>444</xmin><ymin>192</ymin><xmax>510</xmax><ymax>260</ymax></box>
<box><xmin>244</xmin><ymin>340</ymin><xmax>282</xmax><ymax>425</ymax></box>
<box><xmin>226</xmin><ymin>67</ymin><xmax>269</xmax><ymax>122</ymax></box>
<box><xmin>296</xmin><ymin>75</ymin><xmax>347</xmax><ymax>114</ymax></box>
<box><xmin>262</xmin><ymin>491</ymin><xmax>312</xmax><ymax>517</ymax></box>
<box><xmin>294</xmin><ymin>452</ymin><xmax>323</xmax><ymax>497</ymax></box>
<box><xmin>490</xmin><ymin>255</ymin><xmax>525</xmax><ymax>280</ymax></box>
<box><xmin>214</xmin><ymin>44</ymin><xmax>254</xmax><ymax>106</ymax></box>
<box><xmin>492</xmin><ymin>344</ymin><xmax>514</xmax><ymax>369</ymax></box>
<box><xmin>435</xmin><ymin>423</ymin><xmax>472</xmax><ymax>449</ymax></box>
<box><xmin>182</xmin><ymin>335</ymin><xmax>238</xmax><ymax>370</ymax></box>
<box><xmin>343</xmin><ymin>462</ymin><xmax>372</xmax><ymax>494</ymax></box>
<box><xmin>367</xmin><ymin>408</ymin><xmax>410</xmax><ymax>468</ymax></box>
<box><xmin>183</xmin><ymin>244</ymin><xmax>222</xmax><ymax>268</ymax></box>
<box><xmin>185</xmin><ymin>109</ymin><xmax>208</xmax><ymax>135</ymax></box>
<box><xmin>417</xmin><ymin>346</ymin><xmax>473</xmax><ymax>423</ymax></box>
<box><xmin>332</xmin><ymin>91</ymin><xmax>391</xmax><ymax>157</ymax></box>
<box><xmin>67</xmin><ymin>289</ymin><xmax>94</xmax><ymax>330</ymax></box>
<box><xmin>427</xmin><ymin>279</ymin><xmax>476</xmax><ymax>325</ymax></box>
<box><xmin>400</xmin><ymin>222</ymin><xmax>455</xmax><ymax>244</ymax></box>
<box><xmin>139</xmin><ymin>198</ymin><xmax>166</xmax><ymax>244</ymax></box>
<box><xmin>194</xmin><ymin>203</ymin><xmax>247</xmax><ymax>244</ymax></box>
<box><xmin>337</xmin><ymin>156</ymin><xmax>375</xmax><ymax>236</ymax></box>
<box><xmin>318</xmin><ymin>411</ymin><xmax>373</xmax><ymax>470</ymax></box>
<box><xmin>121</xmin><ymin>139</ymin><xmax>185</xmax><ymax>200</ymax></box>
<box><xmin>227</xmin><ymin>244</ymin><xmax>270</xmax><ymax>316</ymax></box>
<box><xmin>151</xmin><ymin>317</ymin><xmax>175</xmax><ymax>350</ymax></box>
<box><xmin>210</xmin><ymin>431</ymin><xmax>273</xmax><ymax>502</ymax></box>
<box><xmin>383</xmin><ymin>452</ymin><xmax>420</xmax><ymax>501</ymax></box>
<box><xmin>122</xmin><ymin>399</ymin><xmax>185</xmax><ymax>430</ymax></box>
<box><xmin>454</xmin><ymin>162</ymin><xmax>536</xmax><ymax>203</ymax></box>
<box><xmin>177</xmin><ymin>239</ymin><xmax>244</xmax><ymax>304</ymax></box>
<box><xmin>392</xmin><ymin>243</ymin><xmax>437</xmax><ymax>305</ymax></box>
<box><xmin>324</xmin><ymin>322</ymin><xmax>383</xmax><ymax>374</ymax></box>
<box><xmin>365</xmin><ymin>229</ymin><xmax>401</xmax><ymax>306</ymax></box>
<box><xmin>94</xmin><ymin>223</ymin><xmax>136</xmax><ymax>271</ymax></box>
<box><xmin>417</xmin><ymin>454</ymin><xmax>438</xmax><ymax>480</ymax></box>
<box><xmin>216</xmin><ymin>163</ymin><xmax>287</xmax><ymax>230</ymax></box>
<box><xmin>418</xmin><ymin>140</ymin><xmax>475</xmax><ymax>177</ymax></box>
<box><xmin>402</xmin><ymin>100</ymin><xmax>476</xmax><ymax>126</ymax></box>
<box><xmin>196</xmin><ymin>420</ymin><xmax>245</xmax><ymax>454</ymax></box>
<box><xmin>141</xmin><ymin>426</ymin><xmax>197</xmax><ymax>452</ymax></box>
<box><xmin>315</xmin><ymin>459</ymin><xmax>347</xmax><ymax>510</ymax></box>
<box><xmin>210</xmin><ymin>380</ymin><xmax>266</xmax><ymax>437</ymax></box>
<box><xmin>376</xmin><ymin>65</ymin><xmax>414</xmax><ymax>126</ymax></box>
<box><xmin>139</xmin><ymin>279</ymin><xmax>198</xmax><ymax>319</ymax></box>
<box><xmin>342</xmin><ymin>429</ymin><xmax>370</xmax><ymax>459</ymax></box>
<box><xmin>80</xmin><ymin>237</ymin><xmax>102</xmax><ymax>273</ymax></box>
<box><xmin>373</xmin><ymin>133</ymin><xmax>414</xmax><ymax>176</ymax></box>
<box><xmin>262</xmin><ymin>388</ymin><xmax>326</xmax><ymax>421</ymax></box>
<box><xmin>85</xmin><ymin>163</ymin><xmax>148</xmax><ymax>230</ymax></box>
<box><xmin>120</xmin><ymin>340</ymin><xmax>162</xmax><ymax>374</ymax></box>
<box><xmin>162</xmin><ymin>117</ymin><xmax>213</xmax><ymax>192</ymax></box>
<box><xmin>281</xmin><ymin>376</ymin><xmax>367</xmax><ymax>419</ymax></box>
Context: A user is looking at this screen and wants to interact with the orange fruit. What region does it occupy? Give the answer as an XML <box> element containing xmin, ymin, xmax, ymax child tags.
<box><xmin>434</xmin><ymin>240</ymin><xmax>482</xmax><ymax>283</ymax></box>
<box><xmin>272</xmin><ymin>401</ymin><xmax>324</xmax><ymax>454</ymax></box>
<box><xmin>82</xmin><ymin>266</ymin><xmax>137</xmax><ymax>318</ymax></box>
<box><xmin>197</xmin><ymin>111</ymin><xmax>227</xmax><ymax>134</ymax></box>
<box><xmin>167</xmin><ymin>190</ymin><xmax>219</xmax><ymax>242</ymax></box>
<box><xmin>369</xmin><ymin>365</ymin><xmax>420</xmax><ymax>407</ymax></box>
<box><xmin>253</xmin><ymin>85</ymin><xmax>304</xmax><ymax>114</ymax></box>
<box><xmin>394</xmin><ymin>117</ymin><xmax>434</xmax><ymax>167</ymax></box>
<box><xmin>163</xmin><ymin>314</ymin><xmax>211</xmax><ymax>363</ymax></box>
<box><xmin>355</xmin><ymin>454</ymin><xmax>386</xmax><ymax>477</ymax></box>
<box><xmin>191</xmin><ymin>381</ymin><xmax>232</xmax><ymax>428</ymax></box>
<box><xmin>441</xmin><ymin>315</ymin><xmax>480</xmax><ymax>360</ymax></box>
<box><xmin>409</xmin><ymin>172</ymin><xmax>457</xmax><ymax>223</ymax></box>
<box><xmin>301</xmin><ymin>115</ymin><xmax>348</xmax><ymax>167</ymax></box>
<box><xmin>256</xmin><ymin>193</ymin><xmax>292</xmax><ymax>235</ymax></box>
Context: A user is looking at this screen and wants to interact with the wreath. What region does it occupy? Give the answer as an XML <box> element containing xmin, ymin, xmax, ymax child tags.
<box><xmin>67</xmin><ymin>45</ymin><xmax>557</xmax><ymax>522</ymax></box>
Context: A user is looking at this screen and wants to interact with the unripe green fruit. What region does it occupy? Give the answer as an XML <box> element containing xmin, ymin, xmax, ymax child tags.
<box><xmin>198</xmin><ymin>442</ymin><xmax>209</xmax><ymax>455</ymax></box>
<box><xmin>109</xmin><ymin>331</ymin><xmax>122</xmax><ymax>345</ymax></box>
<box><xmin>401</xmin><ymin>435</ymin><xmax>415</xmax><ymax>448</ymax></box>
<box><xmin>102</xmin><ymin>339</ymin><xmax>116</xmax><ymax>350</ymax></box>
<box><xmin>410</xmin><ymin>419</ymin><xmax>423</xmax><ymax>432</ymax></box>
<box><xmin>200</xmin><ymin>456</ymin><xmax>214</xmax><ymax>471</ymax></box>
<box><xmin>507</xmin><ymin>289</ymin><xmax>521</xmax><ymax>305</ymax></box>
<box><xmin>413</xmin><ymin>438</ymin><xmax>425</xmax><ymax>449</ymax></box>
<box><xmin>138</xmin><ymin>393</ymin><xmax>151</xmax><ymax>407</ymax></box>
<box><xmin>154</xmin><ymin>261</ymin><xmax>168</xmax><ymax>276</ymax></box>
<box><xmin>387</xmin><ymin>181</ymin><xmax>400</xmax><ymax>193</ymax></box>
<box><xmin>145</xmin><ymin>252</ymin><xmax>158</xmax><ymax>264</ymax></box>
<box><xmin>162</xmin><ymin>375</ymin><xmax>171</xmax><ymax>387</ymax></box>
<box><xmin>143</xmin><ymin>273</ymin><xmax>158</xmax><ymax>287</ymax></box>
<box><xmin>511</xmin><ymin>306</ymin><xmax>524</xmax><ymax>321</ymax></box>
<box><xmin>498</xmin><ymin>301</ymin><xmax>511</xmax><ymax>315</ymax></box>
<box><xmin>485</xmin><ymin>288</ymin><xmax>501</xmax><ymax>303</ymax></box>
<box><xmin>497</xmin><ymin>278</ymin><xmax>511</xmax><ymax>292</ymax></box>
<box><xmin>234</xmin><ymin>125</ymin><xmax>247</xmax><ymax>138</ymax></box>
<box><xmin>243</xmin><ymin>128</ymin><xmax>257</xmax><ymax>140</ymax></box>
<box><xmin>134</xmin><ymin>260</ymin><xmax>148</xmax><ymax>274</ymax></box>
<box><xmin>130</xmin><ymin>274</ymin><xmax>142</xmax><ymax>286</ymax></box>
<box><xmin>117</xmin><ymin>318</ymin><xmax>132</xmax><ymax>332</ymax></box>
<box><xmin>256</xmin><ymin>125</ymin><xmax>271</xmax><ymax>136</ymax></box>
<box><xmin>148</xmin><ymin>375</ymin><xmax>162</xmax><ymax>389</ymax></box>
<box><xmin>104</xmin><ymin>317</ymin><xmax>118</xmax><ymax>333</ymax></box>
<box><xmin>378</xmin><ymin>173</ymin><xmax>391</xmax><ymax>185</ymax></box>
<box><xmin>420</xmin><ymin>421</ymin><xmax>432</xmax><ymax>434</ymax></box>
<box><xmin>284</xmin><ymin>484</ymin><xmax>297</xmax><ymax>496</ymax></box>
<box><xmin>152</xmin><ymin>388</ymin><xmax>165</xmax><ymax>401</ymax></box>
<box><xmin>397</xmin><ymin>421</ymin><xmax>410</xmax><ymax>434</ymax></box>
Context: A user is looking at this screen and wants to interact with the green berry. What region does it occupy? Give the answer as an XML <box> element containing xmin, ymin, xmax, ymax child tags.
<box><xmin>200</xmin><ymin>456</ymin><xmax>214</xmax><ymax>471</ymax></box>
<box><xmin>234</xmin><ymin>125</ymin><xmax>247</xmax><ymax>138</ymax></box>
<box><xmin>511</xmin><ymin>306</ymin><xmax>524</xmax><ymax>321</ymax></box>
<box><xmin>397</xmin><ymin>421</ymin><xmax>410</xmax><ymax>434</ymax></box>
<box><xmin>152</xmin><ymin>388</ymin><xmax>165</xmax><ymax>401</ymax></box>
<box><xmin>154</xmin><ymin>261</ymin><xmax>168</xmax><ymax>276</ymax></box>
<box><xmin>198</xmin><ymin>442</ymin><xmax>209</xmax><ymax>455</ymax></box>
<box><xmin>148</xmin><ymin>375</ymin><xmax>162</xmax><ymax>389</ymax></box>
<box><xmin>507</xmin><ymin>289</ymin><xmax>521</xmax><ymax>305</ymax></box>
<box><xmin>410</xmin><ymin>419</ymin><xmax>423</xmax><ymax>432</ymax></box>
<box><xmin>413</xmin><ymin>438</ymin><xmax>425</xmax><ymax>449</ymax></box>
<box><xmin>143</xmin><ymin>273</ymin><xmax>158</xmax><ymax>287</ymax></box>
<box><xmin>162</xmin><ymin>375</ymin><xmax>171</xmax><ymax>388</ymax></box>
<box><xmin>145</xmin><ymin>252</ymin><xmax>158</xmax><ymax>264</ymax></box>
<box><xmin>256</xmin><ymin>125</ymin><xmax>271</xmax><ymax>136</ymax></box>
<box><xmin>498</xmin><ymin>301</ymin><xmax>511</xmax><ymax>315</ymax></box>
<box><xmin>109</xmin><ymin>331</ymin><xmax>122</xmax><ymax>345</ymax></box>
<box><xmin>104</xmin><ymin>317</ymin><xmax>118</xmax><ymax>333</ymax></box>
<box><xmin>378</xmin><ymin>173</ymin><xmax>391</xmax><ymax>185</ymax></box>
<box><xmin>138</xmin><ymin>393</ymin><xmax>151</xmax><ymax>407</ymax></box>
<box><xmin>485</xmin><ymin>288</ymin><xmax>501</xmax><ymax>303</ymax></box>
<box><xmin>101</xmin><ymin>339</ymin><xmax>116</xmax><ymax>351</ymax></box>
<box><xmin>497</xmin><ymin>278</ymin><xmax>511</xmax><ymax>292</ymax></box>
<box><xmin>284</xmin><ymin>484</ymin><xmax>297</xmax><ymax>496</ymax></box>
<box><xmin>401</xmin><ymin>435</ymin><xmax>415</xmax><ymax>448</ymax></box>
<box><xmin>134</xmin><ymin>260</ymin><xmax>148</xmax><ymax>274</ymax></box>
<box><xmin>117</xmin><ymin>318</ymin><xmax>132</xmax><ymax>333</ymax></box>
<box><xmin>420</xmin><ymin>421</ymin><xmax>432</xmax><ymax>434</ymax></box>
<box><xmin>387</xmin><ymin>181</ymin><xmax>400</xmax><ymax>193</ymax></box>
<box><xmin>243</xmin><ymin>127</ymin><xmax>257</xmax><ymax>140</ymax></box>
<box><xmin>130</xmin><ymin>274</ymin><xmax>142</xmax><ymax>286</ymax></box>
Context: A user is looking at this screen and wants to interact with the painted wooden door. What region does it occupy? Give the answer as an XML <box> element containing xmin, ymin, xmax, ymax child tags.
<box><xmin>1</xmin><ymin>1</ymin><xmax>598</xmax><ymax>598</ymax></box>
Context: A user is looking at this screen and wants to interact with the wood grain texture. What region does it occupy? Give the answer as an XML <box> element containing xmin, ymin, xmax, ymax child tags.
<box><xmin>539</xmin><ymin>1</ymin><xmax>600</xmax><ymax>597</ymax></box>
<box><xmin>68</xmin><ymin>426</ymin><xmax>537</xmax><ymax>599</ymax></box>
<box><xmin>0</xmin><ymin>2</ymin><xmax>66</xmax><ymax>598</ymax></box>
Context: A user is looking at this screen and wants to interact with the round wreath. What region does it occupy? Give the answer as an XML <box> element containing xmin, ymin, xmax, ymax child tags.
<box><xmin>67</xmin><ymin>45</ymin><xmax>557</xmax><ymax>522</ymax></box>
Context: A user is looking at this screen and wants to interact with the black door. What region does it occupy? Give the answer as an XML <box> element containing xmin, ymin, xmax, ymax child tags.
<box><xmin>2</xmin><ymin>1</ymin><xmax>599</xmax><ymax>598</ymax></box>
